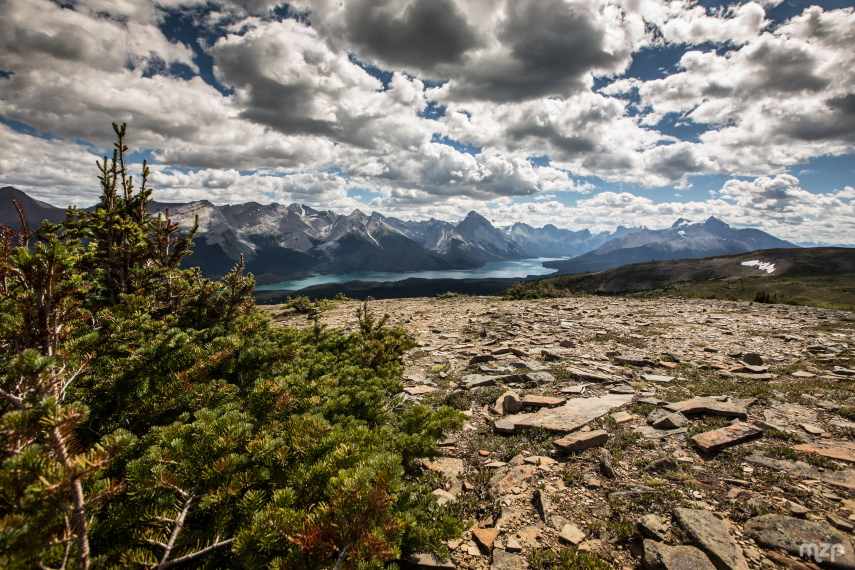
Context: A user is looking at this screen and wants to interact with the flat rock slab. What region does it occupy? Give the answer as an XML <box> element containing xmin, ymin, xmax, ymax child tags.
<box><xmin>691</xmin><ymin>423</ymin><xmax>763</xmax><ymax>452</ymax></box>
<box><xmin>488</xmin><ymin>465</ymin><xmax>536</xmax><ymax>498</ymax></box>
<box><xmin>399</xmin><ymin>554</ymin><xmax>456</xmax><ymax>569</ymax></box>
<box><xmin>512</xmin><ymin>393</ymin><xmax>634</xmax><ymax>434</ymax></box>
<box><xmin>491</xmin><ymin>549</ymin><xmax>527</xmax><ymax>570</ymax></box>
<box><xmin>494</xmin><ymin>413</ymin><xmax>532</xmax><ymax>434</ymax></box>
<box><xmin>653</xmin><ymin>411</ymin><xmax>689</xmax><ymax>429</ymax></box>
<box><xmin>558</xmin><ymin>523</ymin><xmax>586</xmax><ymax>546</ymax></box>
<box><xmin>744</xmin><ymin>514</ymin><xmax>855</xmax><ymax>570</ymax></box>
<box><xmin>462</xmin><ymin>374</ymin><xmax>498</xmax><ymax>387</ymax></box>
<box><xmin>638</xmin><ymin>515</ymin><xmax>669</xmax><ymax>542</ymax></box>
<box><xmin>643</xmin><ymin>539</ymin><xmax>717</xmax><ymax>570</ymax></box>
<box><xmin>554</xmin><ymin>429</ymin><xmax>609</xmax><ymax>453</ymax></box>
<box><xmin>642</xmin><ymin>374</ymin><xmax>675</xmax><ymax>383</ymax></box>
<box><xmin>404</xmin><ymin>385</ymin><xmax>438</xmax><ymax>395</ymax></box>
<box><xmin>563</xmin><ymin>366</ymin><xmax>613</xmax><ymax>383</ymax></box>
<box><xmin>609</xmin><ymin>485</ymin><xmax>656</xmax><ymax>501</ymax></box>
<box><xmin>615</xmin><ymin>354</ymin><xmax>654</xmax><ymax>366</ymax></box>
<box><xmin>522</xmin><ymin>395</ymin><xmax>566</xmax><ymax>408</ymax></box>
<box><xmin>794</xmin><ymin>441</ymin><xmax>855</xmax><ymax>463</ymax></box>
<box><xmin>766</xmin><ymin>403</ymin><xmax>818</xmax><ymax>429</ymax></box>
<box><xmin>472</xmin><ymin>528</ymin><xmax>500</xmax><ymax>551</ymax></box>
<box><xmin>635</xmin><ymin>425</ymin><xmax>688</xmax><ymax>439</ymax></box>
<box><xmin>525</xmin><ymin>372</ymin><xmax>556</xmax><ymax>384</ymax></box>
<box><xmin>745</xmin><ymin>452</ymin><xmax>855</xmax><ymax>491</ymax></box>
<box><xmin>664</xmin><ymin>397</ymin><xmax>749</xmax><ymax>419</ymax></box>
<box><xmin>422</xmin><ymin>457</ymin><xmax>464</xmax><ymax>495</ymax></box>
<box><xmin>674</xmin><ymin>508</ymin><xmax>749</xmax><ymax>570</ymax></box>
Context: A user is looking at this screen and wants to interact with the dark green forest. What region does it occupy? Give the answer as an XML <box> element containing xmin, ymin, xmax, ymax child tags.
<box><xmin>0</xmin><ymin>125</ymin><xmax>463</xmax><ymax>569</ymax></box>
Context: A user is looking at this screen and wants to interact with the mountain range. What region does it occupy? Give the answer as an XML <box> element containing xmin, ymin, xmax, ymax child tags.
<box><xmin>0</xmin><ymin>186</ymin><xmax>799</xmax><ymax>284</ymax></box>
<box><xmin>542</xmin><ymin>216</ymin><xmax>798</xmax><ymax>275</ymax></box>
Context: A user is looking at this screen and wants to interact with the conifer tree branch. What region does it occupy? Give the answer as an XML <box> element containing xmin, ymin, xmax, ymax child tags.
<box><xmin>156</xmin><ymin>492</ymin><xmax>195</xmax><ymax>568</ymax></box>
<box><xmin>49</xmin><ymin>425</ymin><xmax>91</xmax><ymax>570</ymax></box>
<box><xmin>157</xmin><ymin>537</ymin><xmax>236</xmax><ymax>569</ymax></box>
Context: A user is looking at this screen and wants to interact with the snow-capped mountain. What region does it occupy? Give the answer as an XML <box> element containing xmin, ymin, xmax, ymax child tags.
<box><xmin>0</xmin><ymin>187</ymin><xmax>800</xmax><ymax>285</ymax></box>
<box><xmin>505</xmin><ymin>222</ymin><xmax>640</xmax><ymax>258</ymax></box>
<box><xmin>544</xmin><ymin>216</ymin><xmax>799</xmax><ymax>275</ymax></box>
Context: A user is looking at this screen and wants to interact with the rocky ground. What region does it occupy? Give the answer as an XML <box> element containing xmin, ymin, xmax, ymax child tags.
<box><xmin>264</xmin><ymin>295</ymin><xmax>855</xmax><ymax>570</ymax></box>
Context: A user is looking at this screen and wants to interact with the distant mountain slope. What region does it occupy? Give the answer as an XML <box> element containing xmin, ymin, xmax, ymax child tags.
<box><xmin>505</xmin><ymin>222</ymin><xmax>640</xmax><ymax>257</ymax></box>
<box><xmin>0</xmin><ymin>187</ymin><xmax>526</xmax><ymax>283</ymax></box>
<box><xmin>544</xmin><ymin>217</ymin><xmax>798</xmax><ymax>275</ymax></box>
<box><xmin>0</xmin><ymin>186</ymin><xmax>68</xmax><ymax>227</ymax></box>
<box><xmin>543</xmin><ymin>247</ymin><xmax>853</xmax><ymax>294</ymax></box>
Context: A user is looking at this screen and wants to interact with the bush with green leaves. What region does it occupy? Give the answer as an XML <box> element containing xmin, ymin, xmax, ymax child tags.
<box><xmin>0</xmin><ymin>124</ymin><xmax>463</xmax><ymax>569</ymax></box>
<box><xmin>502</xmin><ymin>280</ymin><xmax>571</xmax><ymax>300</ymax></box>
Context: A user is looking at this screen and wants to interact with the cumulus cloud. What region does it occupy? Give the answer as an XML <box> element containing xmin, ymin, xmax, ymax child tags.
<box><xmin>311</xmin><ymin>0</ymin><xmax>647</xmax><ymax>102</ymax></box>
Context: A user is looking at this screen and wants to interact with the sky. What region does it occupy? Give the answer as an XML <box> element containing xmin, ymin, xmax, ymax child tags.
<box><xmin>1</xmin><ymin>0</ymin><xmax>854</xmax><ymax>245</ymax></box>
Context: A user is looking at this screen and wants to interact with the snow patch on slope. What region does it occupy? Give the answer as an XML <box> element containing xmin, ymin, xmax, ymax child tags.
<box><xmin>741</xmin><ymin>260</ymin><xmax>776</xmax><ymax>274</ymax></box>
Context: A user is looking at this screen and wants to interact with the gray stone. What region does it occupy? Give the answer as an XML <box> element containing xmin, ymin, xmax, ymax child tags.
<box><xmin>400</xmin><ymin>553</ymin><xmax>456</xmax><ymax>569</ymax></box>
<box><xmin>645</xmin><ymin>456</ymin><xmax>680</xmax><ymax>474</ymax></box>
<box><xmin>558</xmin><ymin>523</ymin><xmax>586</xmax><ymax>546</ymax></box>
<box><xmin>495</xmin><ymin>391</ymin><xmax>522</xmax><ymax>414</ymax></box>
<box><xmin>642</xmin><ymin>374</ymin><xmax>676</xmax><ymax>383</ymax></box>
<box><xmin>505</xmin><ymin>536</ymin><xmax>522</xmax><ymax>552</ymax></box>
<box><xmin>741</xmin><ymin>352</ymin><xmax>764</xmax><ymax>366</ymax></box>
<box><xmin>609</xmin><ymin>383</ymin><xmax>637</xmax><ymax>394</ymax></box>
<box><xmin>635</xmin><ymin>425</ymin><xmax>689</xmax><ymax>439</ymax></box>
<box><xmin>615</xmin><ymin>354</ymin><xmax>654</xmax><ymax>366</ymax></box>
<box><xmin>744</xmin><ymin>452</ymin><xmax>855</xmax><ymax>491</ymax></box>
<box><xmin>491</xmin><ymin>549</ymin><xmax>527</xmax><ymax>570</ymax></box>
<box><xmin>653</xmin><ymin>412</ymin><xmax>689</xmax><ymax>429</ymax></box>
<box><xmin>600</xmin><ymin>449</ymin><xmax>616</xmax><ymax>479</ymax></box>
<box><xmin>470</xmin><ymin>354</ymin><xmax>497</xmax><ymax>366</ymax></box>
<box><xmin>494</xmin><ymin>413</ymin><xmax>532</xmax><ymax>434</ymax></box>
<box><xmin>462</xmin><ymin>374</ymin><xmax>498</xmax><ymax>387</ymax></box>
<box><xmin>673</xmin><ymin>508</ymin><xmax>749</xmax><ymax>570</ymax></box>
<box><xmin>608</xmin><ymin>485</ymin><xmax>656</xmax><ymax>501</ymax></box>
<box><xmin>744</xmin><ymin>514</ymin><xmax>855</xmax><ymax>570</ymax></box>
<box><xmin>827</xmin><ymin>514</ymin><xmax>855</xmax><ymax>533</ymax></box>
<box><xmin>638</xmin><ymin>514</ymin><xmax>669</xmax><ymax>541</ymax></box>
<box><xmin>648</xmin><ymin>407</ymin><xmax>671</xmax><ymax>424</ymax></box>
<box><xmin>525</xmin><ymin>372</ymin><xmax>556</xmax><ymax>384</ymax></box>
<box><xmin>534</xmin><ymin>489</ymin><xmax>551</xmax><ymax>522</ymax></box>
<box><xmin>643</xmin><ymin>539</ymin><xmax>717</xmax><ymax>570</ymax></box>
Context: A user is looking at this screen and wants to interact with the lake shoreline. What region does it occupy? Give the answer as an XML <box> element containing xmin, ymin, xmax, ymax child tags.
<box><xmin>254</xmin><ymin>257</ymin><xmax>563</xmax><ymax>292</ymax></box>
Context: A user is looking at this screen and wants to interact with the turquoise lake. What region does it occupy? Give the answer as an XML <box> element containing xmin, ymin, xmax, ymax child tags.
<box><xmin>255</xmin><ymin>258</ymin><xmax>562</xmax><ymax>291</ymax></box>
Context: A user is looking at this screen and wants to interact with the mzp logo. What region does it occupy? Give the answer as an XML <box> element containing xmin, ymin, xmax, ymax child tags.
<box><xmin>800</xmin><ymin>542</ymin><xmax>846</xmax><ymax>563</ymax></box>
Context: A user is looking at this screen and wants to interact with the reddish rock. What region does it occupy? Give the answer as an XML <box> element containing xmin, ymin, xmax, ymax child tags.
<box><xmin>404</xmin><ymin>385</ymin><xmax>438</xmax><ymax>395</ymax></box>
<box><xmin>794</xmin><ymin>441</ymin><xmax>855</xmax><ymax>463</ymax></box>
<box><xmin>472</xmin><ymin>528</ymin><xmax>500</xmax><ymax>551</ymax></box>
<box><xmin>522</xmin><ymin>394</ymin><xmax>566</xmax><ymax>408</ymax></box>
<box><xmin>554</xmin><ymin>429</ymin><xmax>609</xmax><ymax>452</ymax></box>
<box><xmin>487</xmin><ymin>465</ymin><xmax>536</xmax><ymax>498</ymax></box>
<box><xmin>664</xmin><ymin>397</ymin><xmax>749</xmax><ymax>419</ymax></box>
<box><xmin>691</xmin><ymin>423</ymin><xmax>763</xmax><ymax>452</ymax></box>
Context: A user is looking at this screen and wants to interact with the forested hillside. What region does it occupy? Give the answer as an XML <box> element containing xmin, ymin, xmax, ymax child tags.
<box><xmin>0</xmin><ymin>125</ymin><xmax>462</xmax><ymax>569</ymax></box>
